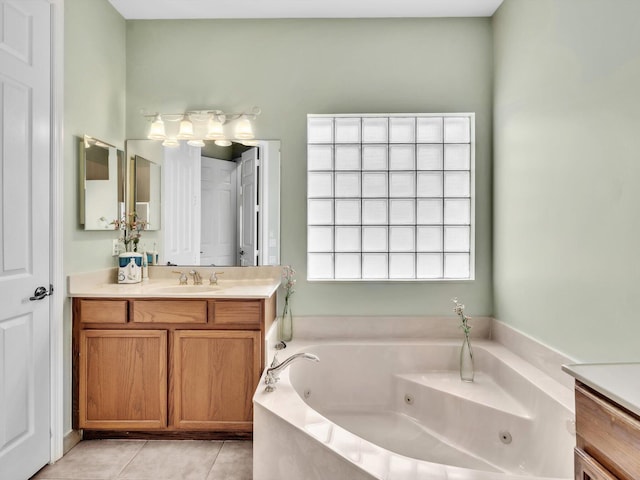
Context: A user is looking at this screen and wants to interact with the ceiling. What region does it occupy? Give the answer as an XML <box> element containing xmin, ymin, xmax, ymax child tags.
<box><xmin>108</xmin><ymin>0</ymin><xmax>504</xmax><ymax>20</ymax></box>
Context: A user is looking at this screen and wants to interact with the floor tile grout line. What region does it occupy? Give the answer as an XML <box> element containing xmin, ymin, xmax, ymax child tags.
<box><xmin>33</xmin><ymin>439</ymin><xmax>251</xmax><ymax>480</ymax></box>
<box><xmin>204</xmin><ymin>440</ymin><xmax>226</xmax><ymax>479</ymax></box>
<box><xmin>113</xmin><ymin>439</ymin><xmax>148</xmax><ymax>479</ymax></box>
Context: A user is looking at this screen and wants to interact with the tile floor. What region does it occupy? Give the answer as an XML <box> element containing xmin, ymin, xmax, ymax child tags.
<box><xmin>32</xmin><ymin>440</ymin><xmax>252</xmax><ymax>480</ymax></box>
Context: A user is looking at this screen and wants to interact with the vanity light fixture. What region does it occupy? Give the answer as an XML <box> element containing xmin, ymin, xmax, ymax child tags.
<box><xmin>148</xmin><ymin>114</ymin><xmax>166</xmax><ymax>140</ymax></box>
<box><xmin>162</xmin><ymin>138</ymin><xmax>180</xmax><ymax>147</ymax></box>
<box><xmin>176</xmin><ymin>115</ymin><xmax>194</xmax><ymax>140</ymax></box>
<box><xmin>83</xmin><ymin>135</ymin><xmax>114</xmax><ymax>149</ymax></box>
<box><xmin>234</xmin><ymin>115</ymin><xmax>255</xmax><ymax>140</ymax></box>
<box><xmin>143</xmin><ymin>107</ymin><xmax>261</xmax><ymax>147</ymax></box>
<box><xmin>206</xmin><ymin>116</ymin><xmax>225</xmax><ymax>139</ymax></box>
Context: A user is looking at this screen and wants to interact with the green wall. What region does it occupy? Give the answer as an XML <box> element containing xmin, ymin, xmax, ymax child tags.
<box><xmin>493</xmin><ymin>0</ymin><xmax>640</xmax><ymax>361</ymax></box>
<box><xmin>63</xmin><ymin>0</ymin><xmax>127</xmax><ymax>433</ymax></box>
<box><xmin>64</xmin><ymin>0</ymin><xmax>127</xmax><ymax>273</ymax></box>
<box><xmin>125</xmin><ymin>18</ymin><xmax>494</xmax><ymax>315</ymax></box>
<box><xmin>60</xmin><ymin>0</ymin><xmax>640</xmax><ymax>438</ymax></box>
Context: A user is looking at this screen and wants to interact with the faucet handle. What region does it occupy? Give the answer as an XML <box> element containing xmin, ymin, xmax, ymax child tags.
<box><xmin>209</xmin><ymin>271</ymin><xmax>224</xmax><ymax>285</ymax></box>
<box><xmin>172</xmin><ymin>271</ymin><xmax>188</xmax><ymax>285</ymax></box>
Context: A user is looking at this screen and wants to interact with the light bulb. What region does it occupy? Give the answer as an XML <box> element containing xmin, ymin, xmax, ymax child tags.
<box><xmin>148</xmin><ymin>115</ymin><xmax>166</xmax><ymax>140</ymax></box>
<box><xmin>234</xmin><ymin>117</ymin><xmax>254</xmax><ymax>140</ymax></box>
<box><xmin>205</xmin><ymin>117</ymin><xmax>224</xmax><ymax>139</ymax></box>
<box><xmin>187</xmin><ymin>139</ymin><xmax>205</xmax><ymax>147</ymax></box>
<box><xmin>177</xmin><ymin>116</ymin><xmax>194</xmax><ymax>139</ymax></box>
<box><xmin>214</xmin><ymin>139</ymin><xmax>232</xmax><ymax>147</ymax></box>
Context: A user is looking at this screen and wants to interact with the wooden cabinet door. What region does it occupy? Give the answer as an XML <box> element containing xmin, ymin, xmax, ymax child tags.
<box><xmin>79</xmin><ymin>330</ymin><xmax>167</xmax><ymax>430</ymax></box>
<box><xmin>575</xmin><ymin>449</ymin><xmax>617</xmax><ymax>480</ymax></box>
<box><xmin>171</xmin><ymin>330</ymin><xmax>261</xmax><ymax>431</ymax></box>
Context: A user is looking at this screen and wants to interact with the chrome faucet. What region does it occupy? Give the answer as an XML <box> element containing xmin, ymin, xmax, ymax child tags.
<box><xmin>172</xmin><ymin>271</ymin><xmax>188</xmax><ymax>285</ymax></box>
<box><xmin>264</xmin><ymin>352</ymin><xmax>320</xmax><ymax>392</ymax></box>
<box><xmin>189</xmin><ymin>269</ymin><xmax>202</xmax><ymax>285</ymax></box>
<box><xmin>209</xmin><ymin>271</ymin><xmax>224</xmax><ymax>285</ymax></box>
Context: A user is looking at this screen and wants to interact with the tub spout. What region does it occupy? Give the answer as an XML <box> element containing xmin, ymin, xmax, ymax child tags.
<box><xmin>264</xmin><ymin>352</ymin><xmax>319</xmax><ymax>392</ymax></box>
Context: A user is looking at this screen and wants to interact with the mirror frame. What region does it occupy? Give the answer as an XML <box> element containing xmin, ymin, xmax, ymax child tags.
<box><xmin>78</xmin><ymin>135</ymin><xmax>124</xmax><ymax>230</ymax></box>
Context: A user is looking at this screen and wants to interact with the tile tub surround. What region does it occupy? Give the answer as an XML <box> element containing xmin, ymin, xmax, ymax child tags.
<box><xmin>492</xmin><ymin>319</ymin><xmax>576</xmax><ymax>390</ymax></box>
<box><xmin>32</xmin><ymin>440</ymin><xmax>252</xmax><ymax>480</ymax></box>
<box><xmin>277</xmin><ymin>315</ymin><xmax>574</xmax><ymax>388</ymax></box>
<box><xmin>67</xmin><ymin>266</ymin><xmax>282</xmax><ymax>298</ymax></box>
<box><xmin>293</xmin><ymin>315</ymin><xmax>492</xmax><ymax>341</ymax></box>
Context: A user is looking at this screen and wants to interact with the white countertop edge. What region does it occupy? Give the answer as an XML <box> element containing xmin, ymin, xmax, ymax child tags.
<box><xmin>562</xmin><ymin>363</ymin><xmax>640</xmax><ymax>418</ymax></box>
<box><xmin>68</xmin><ymin>266</ymin><xmax>282</xmax><ymax>299</ymax></box>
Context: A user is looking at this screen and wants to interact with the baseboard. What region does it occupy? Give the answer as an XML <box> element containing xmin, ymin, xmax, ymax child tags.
<box><xmin>63</xmin><ymin>430</ymin><xmax>82</xmax><ymax>454</ymax></box>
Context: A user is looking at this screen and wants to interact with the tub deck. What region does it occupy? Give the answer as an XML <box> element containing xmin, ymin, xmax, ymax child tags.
<box><xmin>254</xmin><ymin>339</ymin><xmax>574</xmax><ymax>480</ymax></box>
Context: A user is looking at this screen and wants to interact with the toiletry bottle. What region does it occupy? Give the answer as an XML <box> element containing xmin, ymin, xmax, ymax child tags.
<box><xmin>152</xmin><ymin>243</ymin><xmax>159</xmax><ymax>265</ymax></box>
<box><xmin>142</xmin><ymin>251</ymin><xmax>149</xmax><ymax>281</ymax></box>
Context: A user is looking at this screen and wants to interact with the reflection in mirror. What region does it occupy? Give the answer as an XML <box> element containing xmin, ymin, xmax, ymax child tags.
<box><xmin>124</xmin><ymin>139</ymin><xmax>280</xmax><ymax>267</ymax></box>
<box><xmin>78</xmin><ymin>135</ymin><xmax>124</xmax><ymax>230</ymax></box>
<box><xmin>134</xmin><ymin>155</ymin><xmax>161</xmax><ymax>230</ymax></box>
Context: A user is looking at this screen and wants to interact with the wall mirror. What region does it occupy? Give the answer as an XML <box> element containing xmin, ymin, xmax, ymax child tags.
<box><xmin>78</xmin><ymin>135</ymin><xmax>124</xmax><ymax>230</ymax></box>
<box><xmin>124</xmin><ymin>139</ymin><xmax>280</xmax><ymax>267</ymax></box>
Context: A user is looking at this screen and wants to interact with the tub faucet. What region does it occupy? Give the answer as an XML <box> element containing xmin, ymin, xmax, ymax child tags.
<box><xmin>189</xmin><ymin>269</ymin><xmax>202</xmax><ymax>285</ymax></box>
<box><xmin>264</xmin><ymin>352</ymin><xmax>320</xmax><ymax>392</ymax></box>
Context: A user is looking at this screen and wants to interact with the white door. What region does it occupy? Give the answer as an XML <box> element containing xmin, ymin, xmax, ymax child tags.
<box><xmin>239</xmin><ymin>148</ymin><xmax>258</xmax><ymax>266</ymax></box>
<box><xmin>162</xmin><ymin>143</ymin><xmax>201</xmax><ymax>265</ymax></box>
<box><xmin>201</xmin><ymin>157</ymin><xmax>237</xmax><ymax>266</ymax></box>
<box><xmin>0</xmin><ymin>1</ymin><xmax>52</xmax><ymax>479</ymax></box>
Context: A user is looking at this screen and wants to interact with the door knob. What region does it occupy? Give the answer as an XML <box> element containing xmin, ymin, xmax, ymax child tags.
<box><xmin>30</xmin><ymin>285</ymin><xmax>53</xmax><ymax>301</ymax></box>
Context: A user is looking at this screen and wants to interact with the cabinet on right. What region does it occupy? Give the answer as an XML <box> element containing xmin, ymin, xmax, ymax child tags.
<box><xmin>171</xmin><ymin>329</ymin><xmax>261</xmax><ymax>431</ymax></box>
<box><xmin>574</xmin><ymin>382</ymin><xmax>640</xmax><ymax>480</ymax></box>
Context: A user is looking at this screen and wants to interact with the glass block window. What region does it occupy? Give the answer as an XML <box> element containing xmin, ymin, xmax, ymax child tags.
<box><xmin>307</xmin><ymin>114</ymin><xmax>475</xmax><ymax>281</ymax></box>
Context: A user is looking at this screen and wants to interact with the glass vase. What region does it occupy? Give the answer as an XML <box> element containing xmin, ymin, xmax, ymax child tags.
<box><xmin>278</xmin><ymin>301</ymin><xmax>293</xmax><ymax>342</ymax></box>
<box><xmin>460</xmin><ymin>332</ymin><xmax>474</xmax><ymax>382</ymax></box>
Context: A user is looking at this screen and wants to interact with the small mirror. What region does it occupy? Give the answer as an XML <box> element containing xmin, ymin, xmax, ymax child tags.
<box><xmin>133</xmin><ymin>155</ymin><xmax>161</xmax><ymax>230</ymax></box>
<box><xmin>78</xmin><ymin>135</ymin><xmax>124</xmax><ymax>230</ymax></box>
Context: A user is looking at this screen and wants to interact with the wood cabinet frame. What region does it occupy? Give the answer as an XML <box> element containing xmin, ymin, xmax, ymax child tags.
<box><xmin>72</xmin><ymin>294</ymin><xmax>276</xmax><ymax>439</ymax></box>
<box><xmin>574</xmin><ymin>381</ymin><xmax>640</xmax><ymax>480</ymax></box>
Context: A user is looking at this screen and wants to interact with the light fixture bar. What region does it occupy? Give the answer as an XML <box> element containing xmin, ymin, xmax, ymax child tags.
<box><xmin>143</xmin><ymin>107</ymin><xmax>261</xmax><ymax>145</ymax></box>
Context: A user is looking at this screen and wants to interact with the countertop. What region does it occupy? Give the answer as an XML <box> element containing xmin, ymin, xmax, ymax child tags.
<box><xmin>562</xmin><ymin>362</ymin><xmax>640</xmax><ymax>418</ymax></box>
<box><xmin>68</xmin><ymin>266</ymin><xmax>281</xmax><ymax>299</ymax></box>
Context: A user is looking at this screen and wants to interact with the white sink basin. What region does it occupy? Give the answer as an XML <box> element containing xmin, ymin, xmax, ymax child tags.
<box><xmin>147</xmin><ymin>284</ymin><xmax>221</xmax><ymax>294</ymax></box>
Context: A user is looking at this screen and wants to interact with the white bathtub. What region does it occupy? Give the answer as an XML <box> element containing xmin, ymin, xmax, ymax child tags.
<box><xmin>253</xmin><ymin>339</ymin><xmax>575</xmax><ymax>480</ymax></box>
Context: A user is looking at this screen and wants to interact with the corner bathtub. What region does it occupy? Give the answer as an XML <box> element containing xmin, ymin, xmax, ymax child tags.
<box><xmin>253</xmin><ymin>340</ymin><xmax>575</xmax><ymax>480</ymax></box>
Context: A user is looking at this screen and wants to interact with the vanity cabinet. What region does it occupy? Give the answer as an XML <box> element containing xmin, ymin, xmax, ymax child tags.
<box><xmin>73</xmin><ymin>295</ymin><xmax>275</xmax><ymax>438</ymax></box>
<box><xmin>574</xmin><ymin>382</ymin><xmax>640</xmax><ymax>480</ymax></box>
<box><xmin>79</xmin><ymin>329</ymin><xmax>167</xmax><ymax>430</ymax></box>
